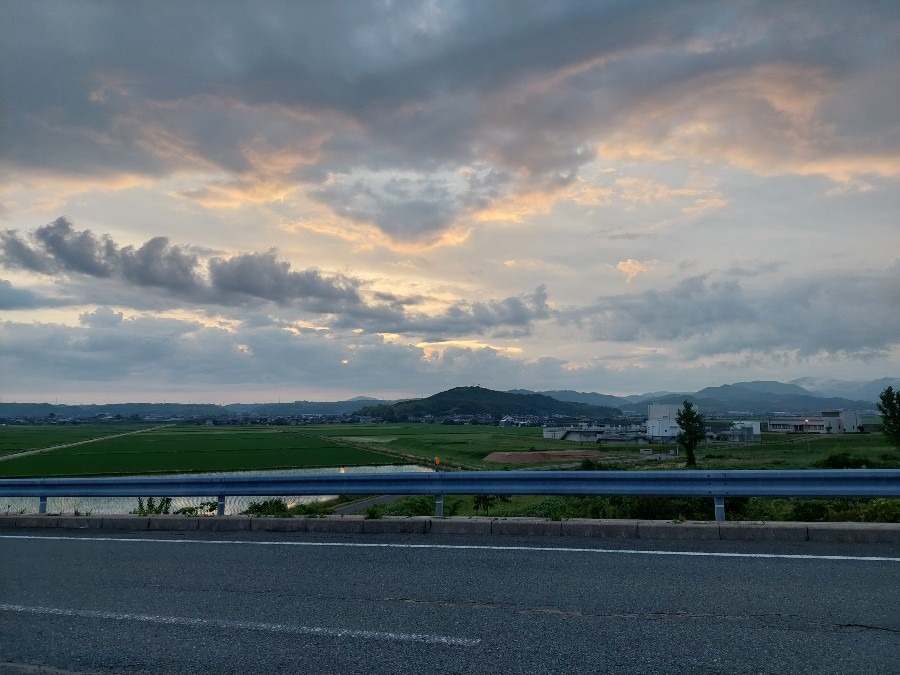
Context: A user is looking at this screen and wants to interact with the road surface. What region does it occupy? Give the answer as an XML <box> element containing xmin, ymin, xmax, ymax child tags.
<box><xmin>1</xmin><ymin>530</ymin><xmax>898</xmax><ymax>674</ymax></box>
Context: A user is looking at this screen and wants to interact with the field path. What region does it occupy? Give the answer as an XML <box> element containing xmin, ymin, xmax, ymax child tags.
<box><xmin>0</xmin><ymin>424</ymin><xmax>174</xmax><ymax>462</ymax></box>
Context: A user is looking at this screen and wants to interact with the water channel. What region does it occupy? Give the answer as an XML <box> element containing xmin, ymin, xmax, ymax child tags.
<box><xmin>2</xmin><ymin>464</ymin><xmax>431</xmax><ymax>516</ymax></box>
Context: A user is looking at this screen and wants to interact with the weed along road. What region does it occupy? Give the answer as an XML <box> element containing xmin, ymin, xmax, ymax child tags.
<box><xmin>1</xmin><ymin>531</ymin><xmax>898</xmax><ymax>674</ymax></box>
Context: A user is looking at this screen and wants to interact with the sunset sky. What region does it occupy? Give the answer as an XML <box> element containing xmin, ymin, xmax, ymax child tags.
<box><xmin>1</xmin><ymin>1</ymin><xmax>898</xmax><ymax>403</ymax></box>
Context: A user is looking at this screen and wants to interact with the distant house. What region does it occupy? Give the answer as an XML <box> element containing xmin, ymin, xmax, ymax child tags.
<box><xmin>766</xmin><ymin>410</ymin><xmax>861</xmax><ymax>434</ymax></box>
<box><xmin>720</xmin><ymin>421</ymin><xmax>761</xmax><ymax>443</ymax></box>
<box><xmin>543</xmin><ymin>423</ymin><xmax>603</xmax><ymax>442</ymax></box>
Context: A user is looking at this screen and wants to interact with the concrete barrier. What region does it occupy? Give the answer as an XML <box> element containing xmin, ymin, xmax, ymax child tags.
<box><xmin>807</xmin><ymin>522</ymin><xmax>900</xmax><ymax>544</ymax></box>
<box><xmin>362</xmin><ymin>517</ymin><xmax>429</xmax><ymax>534</ymax></box>
<box><xmin>719</xmin><ymin>522</ymin><xmax>808</xmax><ymax>541</ymax></box>
<box><xmin>430</xmin><ymin>517</ymin><xmax>493</xmax><ymax>535</ymax></box>
<box><xmin>493</xmin><ymin>518</ymin><xmax>563</xmax><ymax>536</ymax></box>
<box><xmin>304</xmin><ymin>516</ymin><xmax>366</xmax><ymax>534</ymax></box>
<box><xmin>0</xmin><ymin>514</ymin><xmax>896</xmax><ymax>543</ymax></box>
<box><xmin>149</xmin><ymin>516</ymin><xmax>199</xmax><ymax>531</ymax></box>
<box><xmin>13</xmin><ymin>515</ymin><xmax>59</xmax><ymax>528</ymax></box>
<box><xmin>638</xmin><ymin>520</ymin><xmax>721</xmax><ymax>540</ymax></box>
<box><xmin>197</xmin><ymin>516</ymin><xmax>252</xmax><ymax>532</ymax></box>
<box><xmin>561</xmin><ymin>519</ymin><xmax>640</xmax><ymax>539</ymax></box>
<box><xmin>101</xmin><ymin>516</ymin><xmax>150</xmax><ymax>530</ymax></box>
<box><xmin>57</xmin><ymin>516</ymin><xmax>104</xmax><ymax>529</ymax></box>
<box><xmin>251</xmin><ymin>518</ymin><xmax>308</xmax><ymax>532</ymax></box>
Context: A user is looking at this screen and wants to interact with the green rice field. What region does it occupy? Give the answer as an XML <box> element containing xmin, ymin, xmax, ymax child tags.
<box><xmin>0</xmin><ymin>423</ymin><xmax>895</xmax><ymax>478</ymax></box>
<box><xmin>0</xmin><ymin>425</ymin><xmax>403</xmax><ymax>477</ymax></box>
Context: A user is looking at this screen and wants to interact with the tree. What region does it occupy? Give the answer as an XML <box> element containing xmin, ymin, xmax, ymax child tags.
<box><xmin>675</xmin><ymin>400</ymin><xmax>705</xmax><ymax>468</ymax></box>
<box><xmin>877</xmin><ymin>386</ymin><xmax>900</xmax><ymax>449</ymax></box>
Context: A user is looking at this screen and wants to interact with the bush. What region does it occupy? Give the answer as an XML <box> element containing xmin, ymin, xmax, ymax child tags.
<box><xmin>131</xmin><ymin>497</ymin><xmax>172</xmax><ymax>515</ymax></box>
<box><xmin>860</xmin><ymin>498</ymin><xmax>900</xmax><ymax>523</ymax></box>
<box><xmin>176</xmin><ymin>501</ymin><xmax>217</xmax><ymax>516</ymax></box>
<box><xmin>816</xmin><ymin>453</ymin><xmax>873</xmax><ymax>469</ymax></box>
<box><xmin>243</xmin><ymin>498</ymin><xmax>290</xmax><ymax>517</ymax></box>
<box><xmin>289</xmin><ymin>501</ymin><xmax>334</xmax><ymax>517</ymax></box>
<box><xmin>380</xmin><ymin>495</ymin><xmax>434</xmax><ymax>516</ymax></box>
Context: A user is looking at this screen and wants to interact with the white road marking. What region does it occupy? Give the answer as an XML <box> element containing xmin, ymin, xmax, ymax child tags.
<box><xmin>0</xmin><ymin>603</ymin><xmax>480</xmax><ymax>647</ymax></box>
<box><xmin>2</xmin><ymin>534</ymin><xmax>898</xmax><ymax>561</ymax></box>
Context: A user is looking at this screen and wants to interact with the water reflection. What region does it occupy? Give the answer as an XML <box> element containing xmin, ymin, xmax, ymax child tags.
<box><xmin>2</xmin><ymin>464</ymin><xmax>430</xmax><ymax>516</ymax></box>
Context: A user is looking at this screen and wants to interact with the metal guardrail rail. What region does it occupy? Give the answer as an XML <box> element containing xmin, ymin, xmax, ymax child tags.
<box><xmin>1</xmin><ymin>469</ymin><xmax>898</xmax><ymax>521</ymax></box>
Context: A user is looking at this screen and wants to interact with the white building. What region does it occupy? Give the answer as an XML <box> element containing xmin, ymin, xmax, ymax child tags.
<box><xmin>767</xmin><ymin>410</ymin><xmax>862</xmax><ymax>434</ymax></box>
<box><xmin>646</xmin><ymin>404</ymin><xmax>685</xmax><ymax>442</ymax></box>
<box><xmin>542</xmin><ymin>423</ymin><xmax>603</xmax><ymax>441</ymax></box>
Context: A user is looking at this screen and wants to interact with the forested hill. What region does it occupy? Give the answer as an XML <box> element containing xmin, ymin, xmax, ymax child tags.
<box><xmin>355</xmin><ymin>386</ymin><xmax>622</xmax><ymax>419</ymax></box>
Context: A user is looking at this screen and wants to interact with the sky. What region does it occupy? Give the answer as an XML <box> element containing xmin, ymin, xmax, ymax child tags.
<box><xmin>1</xmin><ymin>1</ymin><xmax>899</xmax><ymax>404</ymax></box>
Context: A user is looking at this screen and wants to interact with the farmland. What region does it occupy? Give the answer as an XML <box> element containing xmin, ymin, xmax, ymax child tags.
<box><xmin>0</xmin><ymin>425</ymin><xmax>403</xmax><ymax>477</ymax></box>
<box><xmin>0</xmin><ymin>422</ymin><xmax>896</xmax><ymax>478</ymax></box>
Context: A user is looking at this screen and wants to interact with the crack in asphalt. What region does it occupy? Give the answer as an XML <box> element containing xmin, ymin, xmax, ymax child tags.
<box><xmin>116</xmin><ymin>585</ymin><xmax>900</xmax><ymax>635</ymax></box>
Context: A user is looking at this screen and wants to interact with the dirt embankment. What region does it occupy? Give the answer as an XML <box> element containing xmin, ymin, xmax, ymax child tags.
<box><xmin>484</xmin><ymin>450</ymin><xmax>609</xmax><ymax>464</ymax></box>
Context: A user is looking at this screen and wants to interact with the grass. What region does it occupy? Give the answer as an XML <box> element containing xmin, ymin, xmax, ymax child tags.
<box><xmin>694</xmin><ymin>433</ymin><xmax>897</xmax><ymax>469</ymax></box>
<box><xmin>0</xmin><ymin>424</ymin><xmax>155</xmax><ymax>457</ymax></box>
<box><xmin>1</xmin><ymin>423</ymin><xmax>896</xmax><ymax>478</ymax></box>
<box><xmin>310</xmin><ymin>423</ymin><xmax>635</xmax><ymax>469</ymax></box>
<box><xmin>0</xmin><ymin>425</ymin><xmax>404</xmax><ymax>477</ymax></box>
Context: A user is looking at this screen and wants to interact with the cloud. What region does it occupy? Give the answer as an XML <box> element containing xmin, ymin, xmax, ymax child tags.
<box><xmin>616</xmin><ymin>259</ymin><xmax>651</xmax><ymax>281</ymax></box>
<box><xmin>2</xmin><ymin>3</ymin><xmax>897</xmax><ymax>244</ymax></box>
<box><xmin>572</xmin><ymin>267</ymin><xmax>900</xmax><ymax>358</ymax></box>
<box><xmin>0</xmin><ymin>279</ymin><xmax>68</xmax><ymax>310</ymax></box>
<box><xmin>1</xmin><ymin>219</ymin><xmax>555</xmax><ymax>339</ymax></box>
<box><xmin>208</xmin><ymin>252</ymin><xmax>362</xmax><ymax>307</ymax></box>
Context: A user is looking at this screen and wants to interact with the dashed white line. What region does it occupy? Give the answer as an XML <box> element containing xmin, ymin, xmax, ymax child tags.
<box><xmin>0</xmin><ymin>603</ymin><xmax>480</xmax><ymax>647</ymax></box>
<box><xmin>2</xmin><ymin>534</ymin><xmax>898</xmax><ymax>561</ymax></box>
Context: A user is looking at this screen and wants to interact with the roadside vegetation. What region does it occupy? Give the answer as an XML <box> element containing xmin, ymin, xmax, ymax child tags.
<box><xmin>351</xmin><ymin>494</ymin><xmax>900</xmax><ymax>523</ymax></box>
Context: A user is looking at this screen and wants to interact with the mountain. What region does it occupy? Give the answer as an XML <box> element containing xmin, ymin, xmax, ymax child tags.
<box><xmin>0</xmin><ymin>402</ymin><xmax>224</xmax><ymax>419</ymax></box>
<box><xmin>0</xmin><ymin>399</ymin><xmax>394</xmax><ymax>419</ymax></box>
<box><xmin>356</xmin><ymin>386</ymin><xmax>622</xmax><ymax>419</ymax></box>
<box><xmin>731</xmin><ymin>381</ymin><xmax>812</xmax><ymax>396</ymax></box>
<box><xmin>222</xmin><ymin>400</ymin><xmax>393</xmax><ymax>416</ymax></box>
<box><xmin>790</xmin><ymin>377</ymin><xmax>900</xmax><ymax>402</ymax></box>
<box><xmin>507</xmin><ymin>389</ymin><xmax>631</xmax><ymax>408</ymax></box>
<box><xmin>614</xmin><ymin>384</ymin><xmax>874</xmax><ymax>415</ymax></box>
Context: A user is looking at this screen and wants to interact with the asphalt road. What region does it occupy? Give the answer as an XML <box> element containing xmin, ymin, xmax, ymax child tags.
<box><xmin>1</xmin><ymin>531</ymin><xmax>898</xmax><ymax>674</ymax></box>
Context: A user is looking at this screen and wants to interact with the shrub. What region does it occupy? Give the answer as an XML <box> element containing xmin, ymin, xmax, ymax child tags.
<box><xmin>243</xmin><ymin>498</ymin><xmax>290</xmax><ymax>517</ymax></box>
<box><xmin>363</xmin><ymin>504</ymin><xmax>383</xmax><ymax>519</ymax></box>
<box><xmin>176</xmin><ymin>501</ymin><xmax>217</xmax><ymax>516</ymax></box>
<box><xmin>131</xmin><ymin>496</ymin><xmax>172</xmax><ymax>515</ymax></box>
<box><xmin>816</xmin><ymin>453</ymin><xmax>873</xmax><ymax>469</ymax></box>
<box><xmin>380</xmin><ymin>495</ymin><xmax>434</xmax><ymax>517</ymax></box>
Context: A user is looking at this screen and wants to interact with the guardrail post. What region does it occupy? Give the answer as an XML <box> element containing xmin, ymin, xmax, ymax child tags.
<box><xmin>434</xmin><ymin>494</ymin><xmax>444</xmax><ymax>518</ymax></box>
<box><xmin>217</xmin><ymin>494</ymin><xmax>225</xmax><ymax>517</ymax></box>
<box><xmin>39</xmin><ymin>496</ymin><xmax>47</xmax><ymax>514</ymax></box>
<box><xmin>714</xmin><ymin>496</ymin><xmax>725</xmax><ymax>522</ymax></box>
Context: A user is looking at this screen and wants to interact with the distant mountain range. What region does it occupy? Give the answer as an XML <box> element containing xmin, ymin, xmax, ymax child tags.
<box><xmin>509</xmin><ymin>377</ymin><xmax>898</xmax><ymax>415</ymax></box>
<box><xmin>1</xmin><ymin>378</ymin><xmax>895</xmax><ymax>420</ymax></box>
<box><xmin>355</xmin><ymin>386</ymin><xmax>621</xmax><ymax>420</ymax></box>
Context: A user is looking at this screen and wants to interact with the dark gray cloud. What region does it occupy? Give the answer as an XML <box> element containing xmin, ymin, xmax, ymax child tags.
<box><xmin>310</xmin><ymin>177</ymin><xmax>464</xmax><ymax>241</ymax></box>
<box><xmin>1</xmin><ymin>220</ymin><xmax>554</xmax><ymax>338</ymax></box>
<box><xmin>2</xmin><ymin>217</ymin><xmax>203</xmax><ymax>291</ymax></box>
<box><xmin>3</xmin><ymin>2</ymin><xmax>897</xmax><ymax>241</ymax></box>
<box><xmin>0</xmin><ymin>279</ymin><xmax>68</xmax><ymax>310</ymax></box>
<box><xmin>338</xmin><ymin>284</ymin><xmax>551</xmax><ymax>339</ymax></box>
<box><xmin>208</xmin><ymin>252</ymin><xmax>361</xmax><ymax>306</ymax></box>
<box><xmin>570</xmin><ymin>266</ymin><xmax>900</xmax><ymax>357</ymax></box>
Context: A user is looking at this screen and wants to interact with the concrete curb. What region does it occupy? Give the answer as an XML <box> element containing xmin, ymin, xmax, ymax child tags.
<box><xmin>0</xmin><ymin>514</ymin><xmax>897</xmax><ymax>544</ymax></box>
